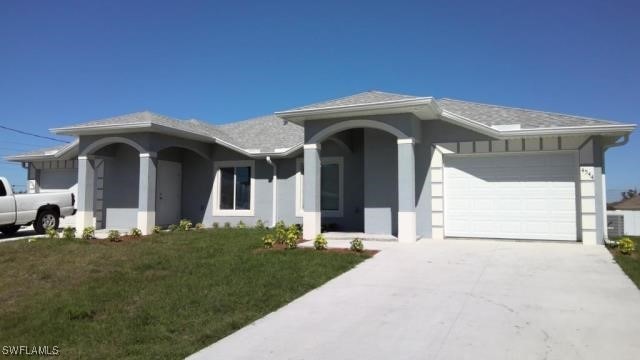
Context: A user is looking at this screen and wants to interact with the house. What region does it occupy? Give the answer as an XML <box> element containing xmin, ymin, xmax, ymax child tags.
<box><xmin>607</xmin><ymin>196</ymin><xmax>640</xmax><ymax>237</ymax></box>
<box><xmin>5</xmin><ymin>91</ymin><xmax>636</xmax><ymax>245</ymax></box>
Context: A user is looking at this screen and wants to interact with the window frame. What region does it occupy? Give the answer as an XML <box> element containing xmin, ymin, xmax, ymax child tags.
<box><xmin>296</xmin><ymin>156</ymin><xmax>344</xmax><ymax>218</ymax></box>
<box><xmin>213</xmin><ymin>160</ymin><xmax>255</xmax><ymax>217</ymax></box>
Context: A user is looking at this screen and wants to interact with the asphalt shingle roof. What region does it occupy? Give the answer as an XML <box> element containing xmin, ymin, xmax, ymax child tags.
<box><xmin>438</xmin><ymin>98</ymin><xmax>623</xmax><ymax>129</ymax></box>
<box><xmin>288</xmin><ymin>91</ymin><xmax>424</xmax><ymax>111</ymax></box>
<box><xmin>218</xmin><ymin>115</ymin><xmax>302</xmax><ymax>152</ymax></box>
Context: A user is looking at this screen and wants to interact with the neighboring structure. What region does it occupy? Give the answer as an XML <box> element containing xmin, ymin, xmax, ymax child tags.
<box><xmin>5</xmin><ymin>91</ymin><xmax>636</xmax><ymax>244</ymax></box>
<box><xmin>607</xmin><ymin>196</ymin><xmax>640</xmax><ymax>237</ymax></box>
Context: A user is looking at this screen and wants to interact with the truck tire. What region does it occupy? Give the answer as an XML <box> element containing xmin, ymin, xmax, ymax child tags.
<box><xmin>0</xmin><ymin>225</ymin><xmax>20</xmax><ymax>236</ymax></box>
<box><xmin>34</xmin><ymin>209</ymin><xmax>59</xmax><ymax>234</ymax></box>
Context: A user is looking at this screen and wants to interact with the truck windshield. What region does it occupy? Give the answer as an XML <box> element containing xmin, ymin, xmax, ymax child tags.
<box><xmin>0</xmin><ymin>181</ymin><xmax>6</xmax><ymax>196</ymax></box>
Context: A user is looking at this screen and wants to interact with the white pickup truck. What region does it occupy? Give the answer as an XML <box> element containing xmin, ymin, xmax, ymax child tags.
<box><xmin>0</xmin><ymin>177</ymin><xmax>76</xmax><ymax>235</ymax></box>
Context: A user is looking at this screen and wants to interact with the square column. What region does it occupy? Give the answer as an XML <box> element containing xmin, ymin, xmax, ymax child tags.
<box><xmin>138</xmin><ymin>153</ymin><xmax>157</xmax><ymax>235</ymax></box>
<box><xmin>76</xmin><ymin>156</ymin><xmax>95</xmax><ymax>236</ymax></box>
<box><xmin>397</xmin><ymin>138</ymin><xmax>417</xmax><ymax>243</ymax></box>
<box><xmin>303</xmin><ymin>144</ymin><xmax>321</xmax><ymax>240</ymax></box>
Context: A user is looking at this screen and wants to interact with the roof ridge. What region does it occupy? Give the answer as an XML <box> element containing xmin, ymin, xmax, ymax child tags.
<box><xmin>439</xmin><ymin>98</ymin><xmax>621</xmax><ymax>124</ymax></box>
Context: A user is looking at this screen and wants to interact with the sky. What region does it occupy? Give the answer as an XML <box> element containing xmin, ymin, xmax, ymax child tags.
<box><xmin>0</xmin><ymin>0</ymin><xmax>638</xmax><ymax>199</ymax></box>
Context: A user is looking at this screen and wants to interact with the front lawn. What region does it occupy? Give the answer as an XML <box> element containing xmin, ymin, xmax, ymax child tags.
<box><xmin>609</xmin><ymin>236</ymin><xmax>640</xmax><ymax>288</ymax></box>
<box><xmin>0</xmin><ymin>229</ymin><xmax>370</xmax><ymax>359</ymax></box>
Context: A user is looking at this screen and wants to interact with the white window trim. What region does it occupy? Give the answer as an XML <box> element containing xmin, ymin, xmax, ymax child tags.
<box><xmin>213</xmin><ymin>160</ymin><xmax>255</xmax><ymax>217</ymax></box>
<box><xmin>296</xmin><ymin>156</ymin><xmax>344</xmax><ymax>218</ymax></box>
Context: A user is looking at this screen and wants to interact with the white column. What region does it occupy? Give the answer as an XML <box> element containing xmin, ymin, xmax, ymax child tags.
<box><xmin>303</xmin><ymin>144</ymin><xmax>322</xmax><ymax>240</ymax></box>
<box><xmin>137</xmin><ymin>153</ymin><xmax>157</xmax><ymax>235</ymax></box>
<box><xmin>76</xmin><ymin>156</ymin><xmax>95</xmax><ymax>236</ymax></box>
<box><xmin>397</xmin><ymin>138</ymin><xmax>417</xmax><ymax>243</ymax></box>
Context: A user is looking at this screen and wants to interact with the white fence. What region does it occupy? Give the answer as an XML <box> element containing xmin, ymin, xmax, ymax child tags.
<box><xmin>608</xmin><ymin>210</ymin><xmax>640</xmax><ymax>236</ymax></box>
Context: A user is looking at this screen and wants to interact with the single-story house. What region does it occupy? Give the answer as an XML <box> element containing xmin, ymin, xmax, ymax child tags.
<box><xmin>607</xmin><ymin>196</ymin><xmax>640</xmax><ymax>237</ymax></box>
<box><xmin>6</xmin><ymin>91</ymin><xmax>636</xmax><ymax>244</ymax></box>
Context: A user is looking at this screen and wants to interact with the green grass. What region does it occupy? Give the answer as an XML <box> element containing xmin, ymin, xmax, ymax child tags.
<box><xmin>609</xmin><ymin>236</ymin><xmax>640</xmax><ymax>288</ymax></box>
<box><xmin>0</xmin><ymin>229</ymin><xmax>370</xmax><ymax>359</ymax></box>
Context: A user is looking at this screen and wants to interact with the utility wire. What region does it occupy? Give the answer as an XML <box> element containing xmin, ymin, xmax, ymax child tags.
<box><xmin>0</xmin><ymin>125</ymin><xmax>69</xmax><ymax>143</ymax></box>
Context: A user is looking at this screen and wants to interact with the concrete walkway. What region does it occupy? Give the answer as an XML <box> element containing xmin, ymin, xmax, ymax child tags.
<box><xmin>189</xmin><ymin>239</ymin><xmax>640</xmax><ymax>360</ymax></box>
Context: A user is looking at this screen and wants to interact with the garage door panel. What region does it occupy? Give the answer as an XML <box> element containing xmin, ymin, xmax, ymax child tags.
<box><xmin>444</xmin><ymin>153</ymin><xmax>577</xmax><ymax>241</ymax></box>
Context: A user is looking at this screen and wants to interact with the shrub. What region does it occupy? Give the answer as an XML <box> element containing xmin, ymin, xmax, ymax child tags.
<box><xmin>130</xmin><ymin>228</ymin><xmax>142</xmax><ymax>238</ymax></box>
<box><xmin>263</xmin><ymin>234</ymin><xmax>275</xmax><ymax>249</ymax></box>
<box><xmin>46</xmin><ymin>228</ymin><xmax>59</xmax><ymax>239</ymax></box>
<box><xmin>107</xmin><ymin>230</ymin><xmax>121</xmax><ymax>242</ymax></box>
<box><xmin>618</xmin><ymin>237</ymin><xmax>636</xmax><ymax>255</ymax></box>
<box><xmin>284</xmin><ymin>234</ymin><xmax>298</xmax><ymax>250</ymax></box>
<box><xmin>178</xmin><ymin>219</ymin><xmax>193</xmax><ymax>231</ymax></box>
<box><xmin>237</xmin><ymin>221</ymin><xmax>246</xmax><ymax>229</ymax></box>
<box><xmin>195</xmin><ymin>223</ymin><xmax>205</xmax><ymax>230</ymax></box>
<box><xmin>274</xmin><ymin>221</ymin><xmax>287</xmax><ymax>244</ymax></box>
<box><xmin>255</xmin><ymin>219</ymin><xmax>266</xmax><ymax>230</ymax></box>
<box><xmin>213</xmin><ymin>222</ymin><xmax>219</xmax><ymax>229</ymax></box>
<box><xmin>350</xmin><ymin>238</ymin><xmax>364</xmax><ymax>252</ymax></box>
<box><xmin>168</xmin><ymin>224</ymin><xmax>179</xmax><ymax>232</ymax></box>
<box><xmin>223</xmin><ymin>222</ymin><xmax>231</xmax><ymax>229</ymax></box>
<box><xmin>81</xmin><ymin>226</ymin><xmax>95</xmax><ymax>240</ymax></box>
<box><xmin>152</xmin><ymin>226</ymin><xmax>162</xmax><ymax>234</ymax></box>
<box><xmin>62</xmin><ymin>226</ymin><xmax>75</xmax><ymax>240</ymax></box>
<box><xmin>314</xmin><ymin>234</ymin><xmax>328</xmax><ymax>250</ymax></box>
<box><xmin>286</xmin><ymin>225</ymin><xmax>301</xmax><ymax>241</ymax></box>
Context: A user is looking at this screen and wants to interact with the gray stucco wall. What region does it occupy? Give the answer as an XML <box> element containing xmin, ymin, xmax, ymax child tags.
<box><xmin>100</xmin><ymin>144</ymin><xmax>140</xmax><ymax>229</ymax></box>
<box><xmin>275</xmin><ymin>156</ymin><xmax>300</xmax><ymax>226</ymax></box>
<box><xmin>363</xmin><ymin>128</ymin><xmax>398</xmax><ymax>235</ymax></box>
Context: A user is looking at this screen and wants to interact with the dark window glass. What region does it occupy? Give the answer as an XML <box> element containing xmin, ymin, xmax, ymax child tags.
<box><xmin>321</xmin><ymin>163</ymin><xmax>339</xmax><ymax>211</ymax></box>
<box><xmin>235</xmin><ymin>167</ymin><xmax>251</xmax><ymax>210</ymax></box>
<box><xmin>220</xmin><ymin>168</ymin><xmax>234</xmax><ymax>209</ymax></box>
<box><xmin>0</xmin><ymin>181</ymin><xmax>6</xmax><ymax>197</ymax></box>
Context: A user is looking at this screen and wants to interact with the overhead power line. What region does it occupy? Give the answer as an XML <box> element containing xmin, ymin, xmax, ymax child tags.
<box><xmin>0</xmin><ymin>125</ymin><xmax>69</xmax><ymax>143</ymax></box>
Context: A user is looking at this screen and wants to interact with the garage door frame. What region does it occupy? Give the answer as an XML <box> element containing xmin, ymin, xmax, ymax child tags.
<box><xmin>441</xmin><ymin>149</ymin><xmax>581</xmax><ymax>241</ymax></box>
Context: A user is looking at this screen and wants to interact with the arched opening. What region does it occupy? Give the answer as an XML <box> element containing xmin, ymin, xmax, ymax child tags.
<box><xmin>92</xmin><ymin>142</ymin><xmax>141</xmax><ymax>230</ymax></box>
<box><xmin>156</xmin><ymin>146</ymin><xmax>213</xmax><ymax>226</ymax></box>
<box><xmin>304</xmin><ymin>120</ymin><xmax>406</xmax><ymax>238</ymax></box>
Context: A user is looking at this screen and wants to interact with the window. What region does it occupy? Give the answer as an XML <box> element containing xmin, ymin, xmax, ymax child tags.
<box><xmin>214</xmin><ymin>160</ymin><xmax>255</xmax><ymax>216</ymax></box>
<box><xmin>0</xmin><ymin>181</ymin><xmax>6</xmax><ymax>197</ymax></box>
<box><xmin>296</xmin><ymin>157</ymin><xmax>343</xmax><ymax>217</ymax></box>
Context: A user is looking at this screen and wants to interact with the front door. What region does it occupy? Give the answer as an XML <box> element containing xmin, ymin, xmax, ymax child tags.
<box><xmin>156</xmin><ymin>160</ymin><xmax>182</xmax><ymax>226</ymax></box>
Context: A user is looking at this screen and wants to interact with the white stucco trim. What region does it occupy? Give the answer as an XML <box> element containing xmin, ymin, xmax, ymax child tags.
<box><xmin>75</xmin><ymin>210</ymin><xmax>94</xmax><ymax>237</ymax></box>
<box><xmin>80</xmin><ymin>136</ymin><xmax>146</xmax><ymax>156</ymax></box>
<box><xmin>303</xmin><ymin>211</ymin><xmax>321</xmax><ymax>240</ymax></box>
<box><xmin>295</xmin><ymin>156</ymin><xmax>344</xmax><ymax>218</ymax></box>
<box><xmin>397</xmin><ymin>138</ymin><xmax>415</xmax><ymax>144</ymax></box>
<box><xmin>307</xmin><ymin>119</ymin><xmax>411</xmax><ymax>144</ymax></box>
<box><xmin>398</xmin><ymin>211</ymin><xmax>417</xmax><ymax>243</ymax></box>
<box><xmin>137</xmin><ymin>211</ymin><xmax>156</xmax><ymax>235</ymax></box>
<box><xmin>212</xmin><ymin>160</ymin><xmax>256</xmax><ymax>217</ymax></box>
<box><xmin>139</xmin><ymin>152</ymin><xmax>157</xmax><ymax>158</ymax></box>
<box><xmin>303</xmin><ymin>143</ymin><xmax>322</xmax><ymax>150</ymax></box>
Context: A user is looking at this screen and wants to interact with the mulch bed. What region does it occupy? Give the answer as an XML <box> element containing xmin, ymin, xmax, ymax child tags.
<box><xmin>255</xmin><ymin>242</ymin><xmax>378</xmax><ymax>256</ymax></box>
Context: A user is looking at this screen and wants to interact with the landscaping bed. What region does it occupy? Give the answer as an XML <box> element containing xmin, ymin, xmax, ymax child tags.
<box><xmin>608</xmin><ymin>236</ymin><xmax>640</xmax><ymax>288</ymax></box>
<box><xmin>0</xmin><ymin>228</ymin><xmax>371</xmax><ymax>359</ymax></box>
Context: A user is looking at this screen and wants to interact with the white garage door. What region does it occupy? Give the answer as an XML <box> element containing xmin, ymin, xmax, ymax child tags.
<box><xmin>444</xmin><ymin>152</ymin><xmax>577</xmax><ymax>241</ymax></box>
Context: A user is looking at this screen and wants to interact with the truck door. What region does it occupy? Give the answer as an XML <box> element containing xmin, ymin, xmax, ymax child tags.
<box><xmin>0</xmin><ymin>181</ymin><xmax>17</xmax><ymax>225</ymax></box>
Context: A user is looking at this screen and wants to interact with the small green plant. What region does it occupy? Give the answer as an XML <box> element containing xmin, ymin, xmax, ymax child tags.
<box><xmin>62</xmin><ymin>226</ymin><xmax>75</xmax><ymax>240</ymax></box>
<box><xmin>178</xmin><ymin>219</ymin><xmax>193</xmax><ymax>231</ymax></box>
<box><xmin>212</xmin><ymin>222</ymin><xmax>219</xmax><ymax>229</ymax></box>
<box><xmin>223</xmin><ymin>222</ymin><xmax>231</xmax><ymax>229</ymax></box>
<box><xmin>168</xmin><ymin>224</ymin><xmax>179</xmax><ymax>232</ymax></box>
<box><xmin>284</xmin><ymin>234</ymin><xmax>298</xmax><ymax>250</ymax></box>
<box><xmin>350</xmin><ymin>238</ymin><xmax>364</xmax><ymax>252</ymax></box>
<box><xmin>314</xmin><ymin>234</ymin><xmax>328</xmax><ymax>250</ymax></box>
<box><xmin>286</xmin><ymin>225</ymin><xmax>301</xmax><ymax>240</ymax></box>
<box><xmin>237</xmin><ymin>221</ymin><xmax>246</xmax><ymax>229</ymax></box>
<box><xmin>81</xmin><ymin>226</ymin><xmax>95</xmax><ymax>240</ymax></box>
<box><xmin>618</xmin><ymin>237</ymin><xmax>636</xmax><ymax>255</ymax></box>
<box><xmin>152</xmin><ymin>226</ymin><xmax>162</xmax><ymax>234</ymax></box>
<box><xmin>274</xmin><ymin>221</ymin><xmax>287</xmax><ymax>244</ymax></box>
<box><xmin>130</xmin><ymin>228</ymin><xmax>142</xmax><ymax>238</ymax></box>
<box><xmin>195</xmin><ymin>223</ymin><xmax>205</xmax><ymax>230</ymax></box>
<box><xmin>46</xmin><ymin>228</ymin><xmax>59</xmax><ymax>239</ymax></box>
<box><xmin>107</xmin><ymin>230</ymin><xmax>121</xmax><ymax>242</ymax></box>
<box><xmin>255</xmin><ymin>219</ymin><xmax>266</xmax><ymax>230</ymax></box>
<box><xmin>263</xmin><ymin>234</ymin><xmax>275</xmax><ymax>249</ymax></box>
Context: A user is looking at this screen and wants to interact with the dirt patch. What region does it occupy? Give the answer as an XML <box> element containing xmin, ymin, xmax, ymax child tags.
<box><xmin>255</xmin><ymin>244</ymin><xmax>378</xmax><ymax>256</ymax></box>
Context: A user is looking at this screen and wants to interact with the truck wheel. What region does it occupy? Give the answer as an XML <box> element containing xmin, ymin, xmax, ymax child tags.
<box><xmin>34</xmin><ymin>210</ymin><xmax>59</xmax><ymax>234</ymax></box>
<box><xmin>0</xmin><ymin>225</ymin><xmax>20</xmax><ymax>236</ymax></box>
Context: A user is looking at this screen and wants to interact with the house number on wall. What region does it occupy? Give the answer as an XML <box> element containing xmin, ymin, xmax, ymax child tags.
<box><xmin>581</xmin><ymin>167</ymin><xmax>594</xmax><ymax>180</ymax></box>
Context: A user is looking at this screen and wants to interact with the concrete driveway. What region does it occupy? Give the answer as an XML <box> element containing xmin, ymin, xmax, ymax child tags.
<box><xmin>189</xmin><ymin>239</ymin><xmax>640</xmax><ymax>360</ymax></box>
